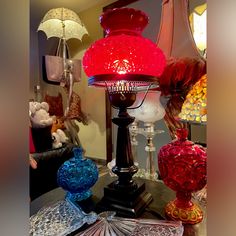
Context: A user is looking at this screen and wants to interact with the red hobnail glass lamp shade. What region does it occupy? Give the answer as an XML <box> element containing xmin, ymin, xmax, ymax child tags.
<box><xmin>158</xmin><ymin>128</ymin><xmax>207</xmax><ymax>224</ymax></box>
<box><xmin>82</xmin><ymin>8</ymin><xmax>166</xmax><ymax>87</ymax></box>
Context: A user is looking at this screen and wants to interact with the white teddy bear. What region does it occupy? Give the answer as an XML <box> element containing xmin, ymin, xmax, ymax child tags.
<box><xmin>29</xmin><ymin>101</ymin><xmax>53</xmax><ymax>128</ymax></box>
<box><xmin>52</xmin><ymin>129</ymin><xmax>69</xmax><ymax>149</ymax></box>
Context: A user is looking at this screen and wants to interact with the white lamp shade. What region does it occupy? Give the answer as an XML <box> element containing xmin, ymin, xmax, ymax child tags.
<box><xmin>132</xmin><ymin>91</ymin><xmax>165</xmax><ymax>123</ymax></box>
<box><xmin>38</xmin><ymin>7</ymin><xmax>88</xmax><ymax>41</ymax></box>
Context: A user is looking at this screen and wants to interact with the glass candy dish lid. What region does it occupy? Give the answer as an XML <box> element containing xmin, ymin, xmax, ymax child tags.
<box><xmin>29</xmin><ymin>199</ymin><xmax>97</xmax><ymax>236</ymax></box>
<box><xmin>78</xmin><ymin>211</ymin><xmax>184</xmax><ymax>236</ymax></box>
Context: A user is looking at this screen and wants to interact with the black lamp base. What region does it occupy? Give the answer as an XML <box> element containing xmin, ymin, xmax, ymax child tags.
<box><xmin>95</xmin><ymin>179</ymin><xmax>153</xmax><ymax>218</ymax></box>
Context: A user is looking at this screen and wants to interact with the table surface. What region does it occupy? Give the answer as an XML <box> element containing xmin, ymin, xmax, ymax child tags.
<box><xmin>30</xmin><ymin>173</ymin><xmax>206</xmax><ymax>236</ymax></box>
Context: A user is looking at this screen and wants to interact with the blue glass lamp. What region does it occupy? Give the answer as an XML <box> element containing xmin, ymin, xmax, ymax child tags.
<box><xmin>57</xmin><ymin>147</ymin><xmax>99</xmax><ymax>202</ymax></box>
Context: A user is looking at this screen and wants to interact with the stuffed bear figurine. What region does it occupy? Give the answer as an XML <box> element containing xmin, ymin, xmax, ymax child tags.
<box><xmin>29</xmin><ymin>101</ymin><xmax>53</xmax><ymax>128</ymax></box>
<box><xmin>51</xmin><ymin>116</ymin><xmax>65</xmax><ymax>133</ymax></box>
<box><xmin>52</xmin><ymin>129</ymin><xmax>69</xmax><ymax>149</ymax></box>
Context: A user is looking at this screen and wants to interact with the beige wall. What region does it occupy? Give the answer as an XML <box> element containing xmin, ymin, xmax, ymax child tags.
<box><xmin>72</xmin><ymin>49</ymin><xmax>107</xmax><ymax>159</ymax></box>
<box><xmin>70</xmin><ymin>2</ymin><xmax>115</xmax><ymax>159</ymax></box>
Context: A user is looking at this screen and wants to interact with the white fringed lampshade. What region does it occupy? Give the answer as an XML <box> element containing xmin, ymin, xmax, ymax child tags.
<box><xmin>38</xmin><ymin>7</ymin><xmax>88</xmax><ymax>41</ymax></box>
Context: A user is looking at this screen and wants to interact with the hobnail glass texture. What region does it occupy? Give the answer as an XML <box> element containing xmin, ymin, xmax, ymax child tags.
<box><xmin>158</xmin><ymin>128</ymin><xmax>207</xmax><ymax>194</ymax></box>
<box><xmin>78</xmin><ymin>211</ymin><xmax>184</xmax><ymax>236</ymax></box>
<box><xmin>82</xmin><ymin>8</ymin><xmax>166</xmax><ymax>78</ymax></box>
<box><xmin>83</xmin><ymin>35</ymin><xmax>166</xmax><ymax>77</ymax></box>
<box><xmin>57</xmin><ymin>147</ymin><xmax>99</xmax><ymax>202</ymax></box>
<box><xmin>29</xmin><ymin>199</ymin><xmax>97</xmax><ymax>236</ymax></box>
<box><xmin>158</xmin><ymin>128</ymin><xmax>207</xmax><ymax>223</ymax></box>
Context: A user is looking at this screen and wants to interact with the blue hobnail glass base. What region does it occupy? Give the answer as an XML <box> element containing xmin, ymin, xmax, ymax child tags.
<box><xmin>65</xmin><ymin>189</ymin><xmax>92</xmax><ymax>202</ymax></box>
<box><xmin>57</xmin><ymin>147</ymin><xmax>99</xmax><ymax>203</ymax></box>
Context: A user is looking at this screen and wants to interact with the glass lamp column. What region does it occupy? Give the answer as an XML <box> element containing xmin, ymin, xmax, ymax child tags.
<box><xmin>133</xmin><ymin>90</ymin><xmax>165</xmax><ymax>181</ymax></box>
<box><xmin>139</xmin><ymin>122</ymin><xmax>164</xmax><ymax>180</ymax></box>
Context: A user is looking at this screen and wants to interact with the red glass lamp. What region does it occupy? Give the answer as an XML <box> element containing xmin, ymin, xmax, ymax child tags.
<box><xmin>158</xmin><ymin>128</ymin><xmax>207</xmax><ymax>224</ymax></box>
<box><xmin>82</xmin><ymin>8</ymin><xmax>166</xmax><ymax>217</ymax></box>
<box><xmin>83</xmin><ymin>8</ymin><xmax>165</xmax><ymax>83</ymax></box>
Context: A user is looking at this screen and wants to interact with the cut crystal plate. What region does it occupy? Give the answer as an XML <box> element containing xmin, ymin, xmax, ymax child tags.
<box><xmin>30</xmin><ymin>199</ymin><xmax>97</xmax><ymax>236</ymax></box>
<box><xmin>78</xmin><ymin>211</ymin><xmax>184</xmax><ymax>236</ymax></box>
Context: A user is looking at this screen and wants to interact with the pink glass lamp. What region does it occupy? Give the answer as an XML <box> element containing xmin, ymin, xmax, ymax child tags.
<box><xmin>82</xmin><ymin>8</ymin><xmax>166</xmax><ymax>217</ymax></box>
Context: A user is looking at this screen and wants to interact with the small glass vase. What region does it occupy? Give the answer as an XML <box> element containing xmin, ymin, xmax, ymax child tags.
<box><xmin>57</xmin><ymin>147</ymin><xmax>99</xmax><ymax>202</ymax></box>
<box><xmin>158</xmin><ymin>128</ymin><xmax>207</xmax><ymax>224</ymax></box>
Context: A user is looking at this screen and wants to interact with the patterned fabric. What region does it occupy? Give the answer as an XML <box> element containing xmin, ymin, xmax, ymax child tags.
<box><xmin>44</xmin><ymin>93</ymin><xmax>64</xmax><ymax>117</ymax></box>
<box><xmin>63</xmin><ymin>86</ymin><xmax>88</xmax><ymax>125</ymax></box>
